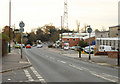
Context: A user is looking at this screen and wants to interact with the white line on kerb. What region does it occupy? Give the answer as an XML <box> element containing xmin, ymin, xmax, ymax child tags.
<box><xmin>30</xmin><ymin>67</ymin><xmax>46</xmax><ymax>83</ymax></box>
<box><xmin>24</xmin><ymin>69</ymin><xmax>34</xmax><ymax>82</ymax></box>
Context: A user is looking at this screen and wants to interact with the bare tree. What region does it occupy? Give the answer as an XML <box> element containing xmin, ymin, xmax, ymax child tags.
<box><xmin>101</xmin><ymin>26</ymin><xmax>106</xmax><ymax>31</ymax></box>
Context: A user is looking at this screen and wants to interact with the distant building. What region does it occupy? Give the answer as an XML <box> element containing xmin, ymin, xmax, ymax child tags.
<box><xmin>96</xmin><ymin>37</ymin><xmax>119</xmax><ymax>50</ymax></box>
<box><xmin>60</xmin><ymin>33</ymin><xmax>95</xmax><ymax>47</ymax></box>
<box><xmin>95</xmin><ymin>30</ymin><xmax>109</xmax><ymax>38</ymax></box>
<box><xmin>95</xmin><ymin>25</ymin><xmax>120</xmax><ymax>51</ymax></box>
<box><xmin>109</xmin><ymin>25</ymin><xmax>119</xmax><ymax>37</ymax></box>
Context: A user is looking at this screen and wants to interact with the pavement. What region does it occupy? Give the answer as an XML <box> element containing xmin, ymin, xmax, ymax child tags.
<box><xmin>1</xmin><ymin>49</ymin><xmax>32</xmax><ymax>73</ymax></box>
<box><xmin>47</xmin><ymin>48</ymin><xmax>119</xmax><ymax>69</ymax></box>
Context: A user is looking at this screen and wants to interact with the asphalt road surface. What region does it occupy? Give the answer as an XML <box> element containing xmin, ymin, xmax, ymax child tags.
<box><xmin>23</xmin><ymin>46</ymin><xmax>118</xmax><ymax>83</ymax></box>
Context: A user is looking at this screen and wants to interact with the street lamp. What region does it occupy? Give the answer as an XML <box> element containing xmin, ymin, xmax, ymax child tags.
<box><xmin>61</xmin><ymin>16</ymin><xmax>63</xmax><ymax>49</ymax></box>
<box><xmin>19</xmin><ymin>21</ymin><xmax>25</xmax><ymax>59</ymax></box>
<box><xmin>87</xmin><ymin>25</ymin><xmax>92</xmax><ymax>60</ymax></box>
<box><xmin>9</xmin><ymin>0</ymin><xmax>11</xmax><ymax>53</ymax></box>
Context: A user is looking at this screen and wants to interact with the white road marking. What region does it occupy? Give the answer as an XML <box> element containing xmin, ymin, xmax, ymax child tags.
<box><xmin>91</xmin><ymin>72</ymin><xmax>117</xmax><ymax>82</ymax></box>
<box><xmin>69</xmin><ymin>64</ymin><xmax>83</xmax><ymax>70</ymax></box>
<box><xmin>8</xmin><ymin>79</ymin><xmax>11</xmax><ymax>81</ymax></box>
<box><xmin>30</xmin><ymin>67</ymin><xmax>46</xmax><ymax>83</ymax></box>
<box><xmin>102</xmin><ymin>73</ymin><xmax>118</xmax><ymax>79</ymax></box>
<box><xmin>24</xmin><ymin>69</ymin><xmax>34</xmax><ymax>81</ymax></box>
<box><xmin>60</xmin><ymin>61</ymin><xmax>66</xmax><ymax>64</ymax></box>
<box><xmin>49</xmin><ymin>57</ymin><xmax>55</xmax><ymax>60</ymax></box>
<box><xmin>57</xmin><ymin>60</ymin><xmax>66</xmax><ymax>64</ymax></box>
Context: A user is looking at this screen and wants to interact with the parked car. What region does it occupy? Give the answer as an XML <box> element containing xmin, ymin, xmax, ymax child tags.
<box><xmin>74</xmin><ymin>46</ymin><xmax>81</xmax><ymax>51</ymax></box>
<box><xmin>84</xmin><ymin>46</ymin><xmax>94</xmax><ymax>54</ymax></box>
<box><xmin>36</xmin><ymin>44</ymin><xmax>43</xmax><ymax>48</ymax></box>
<box><xmin>22</xmin><ymin>44</ymin><xmax>25</xmax><ymax>48</ymax></box>
<box><xmin>15</xmin><ymin>44</ymin><xmax>21</xmax><ymax>49</ymax></box>
<box><xmin>32</xmin><ymin>44</ymin><xmax>36</xmax><ymax>47</ymax></box>
<box><xmin>26</xmin><ymin>44</ymin><xmax>31</xmax><ymax>48</ymax></box>
<box><xmin>70</xmin><ymin>46</ymin><xmax>76</xmax><ymax>50</ymax></box>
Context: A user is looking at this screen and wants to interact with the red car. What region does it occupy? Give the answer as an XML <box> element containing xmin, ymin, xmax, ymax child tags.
<box><xmin>26</xmin><ymin>44</ymin><xmax>31</xmax><ymax>48</ymax></box>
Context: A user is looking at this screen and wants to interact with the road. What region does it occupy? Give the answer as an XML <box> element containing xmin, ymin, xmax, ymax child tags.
<box><xmin>23</xmin><ymin>46</ymin><xmax>118</xmax><ymax>82</ymax></box>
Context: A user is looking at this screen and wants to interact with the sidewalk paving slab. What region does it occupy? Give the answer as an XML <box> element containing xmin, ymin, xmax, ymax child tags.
<box><xmin>1</xmin><ymin>49</ymin><xmax>32</xmax><ymax>73</ymax></box>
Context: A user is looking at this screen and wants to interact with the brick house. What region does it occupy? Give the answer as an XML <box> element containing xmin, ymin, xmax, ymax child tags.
<box><xmin>60</xmin><ymin>33</ymin><xmax>95</xmax><ymax>47</ymax></box>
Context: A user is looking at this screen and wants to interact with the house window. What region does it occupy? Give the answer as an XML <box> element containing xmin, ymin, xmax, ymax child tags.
<box><xmin>73</xmin><ymin>39</ymin><xmax>75</xmax><ymax>41</ymax></box>
<box><xmin>114</xmin><ymin>40</ymin><xmax>116</xmax><ymax>47</ymax></box>
<box><xmin>103</xmin><ymin>40</ymin><xmax>105</xmax><ymax>45</ymax></box>
<box><xmin>100</xmin><ymin>40</ymin><xmax>102</xmax><ymax>45</ymax></box>
<box><xmin>106</xmin><ymin>40</ymin><xmax>108</xmax><ymax>45</ymax></box>
<box><xmin>97</xmin><ymin>40</ymin><xmax>99</xmax><ymax>45</ymax></box>
<box><xmin>109</xmin><ymin>40</ymin><xmax>111</xmax><ymax>46</ymax></box>
<box><xmin>67</xmin><ymin>38</ymin><xmax>69</xmax><ymax>41</ymax></box>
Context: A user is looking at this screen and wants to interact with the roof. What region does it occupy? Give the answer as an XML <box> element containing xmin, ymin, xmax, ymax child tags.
<box><xmin>109</xmin><ymin>25</ymin><xmax>120</xmax><ymax>28</ymax></box>
<box><xmin>96</xmin><ymin>37</ymin><xmax>120</xmax><ymax>40</ymax></box>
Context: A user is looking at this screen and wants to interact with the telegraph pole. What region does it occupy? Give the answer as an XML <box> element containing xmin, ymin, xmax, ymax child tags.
<box><xmin>9</xmin><ymin>0</ymin><xmax>11</xmax><ymax>53</ymax></box>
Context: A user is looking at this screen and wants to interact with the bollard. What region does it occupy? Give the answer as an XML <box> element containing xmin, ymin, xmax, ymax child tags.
<box><xmin>79</xmin><ymin>47</ymin><xmax>81</xmax><ymax>58</ymax></box>
<box><xmin>118</xmin><ymin>49</ymin><xmax>120</xmax><ymax>66</ymax></box>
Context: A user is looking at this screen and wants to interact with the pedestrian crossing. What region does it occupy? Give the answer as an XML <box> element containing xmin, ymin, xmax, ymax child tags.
<box><xmin>24</xmin><ymin>66</ymin><xmax>46</xmax><ymax>83</ymax></box>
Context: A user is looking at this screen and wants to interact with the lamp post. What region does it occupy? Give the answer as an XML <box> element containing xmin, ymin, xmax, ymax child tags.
<box><xmin>61</xmin><ymin>16</ymin><xmax>63</xmax><ymax>49</ymax></box>
<box><xmin>87</xmin><ymin>25</ymin><xmax>92</xmax><ymax>60</ymax></box>
<box><xmin>19</xmin><ymin>21</ymin><xmax>25</xmax><ymax>59</ymax></box>
<box><xmin>9</xmin><ymin>0</ymin><xmax>11</xmax><ymax>53</ymax></box>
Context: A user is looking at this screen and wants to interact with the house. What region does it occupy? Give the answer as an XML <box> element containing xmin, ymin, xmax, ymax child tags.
<box><xmin>59</xmin><ymin>33</ymin><xmax>95</xmax><ymax>47</ymax></box>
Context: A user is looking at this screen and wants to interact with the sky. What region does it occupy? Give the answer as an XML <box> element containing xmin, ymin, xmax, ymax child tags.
<box><xmin>0</xmin><ymin>0</ymin><xmax>119</xmax><ymax>32</ymax></box>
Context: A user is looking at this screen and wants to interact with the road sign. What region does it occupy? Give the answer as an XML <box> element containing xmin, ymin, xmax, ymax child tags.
<box><xmin>87</xmin><ymin>28</ymin><xmax>92</xmax><ymax>33</ymax></box>
<box><xmin>19</xmin><ymin>21</ymin><xmax>25</xmax><ymax>28</ymax></box>
<box><xmin>20</xmin><ymin>28</ymin><xmax>24</xmax><ymax>32</ymax></box>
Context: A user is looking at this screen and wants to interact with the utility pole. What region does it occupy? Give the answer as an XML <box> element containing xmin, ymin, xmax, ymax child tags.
<box><xmin>9</xmin><ymin>0</ymin><xmax>11</xmax><ymax>53</ymax></box>
<box><xmin>61</xmin><ymin>16</ymin><xmax>63</xmax><ymax>49</ymax></box>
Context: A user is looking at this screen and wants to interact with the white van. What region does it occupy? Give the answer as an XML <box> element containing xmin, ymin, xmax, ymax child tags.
<box><xmin>99</xmin><ymin>45</ymin><xmax>116</xmax><ymax>52</ymax></box>
<box><xmin>63</xmin><ymin>43</ymin><xmax>69</xmax><ymax>50</ymax></box>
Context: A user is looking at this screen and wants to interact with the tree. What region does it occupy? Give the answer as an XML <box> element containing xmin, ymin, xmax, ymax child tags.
<box><xmin>15</xmin><ymin>33</ymin><xmax>21</xmax><ymax>43</ymax></box>
<box><xmin>79</xmin><ymin>39</ymin><xmax>87</xmax><ymax>47</ymax></box>
<box><xmin>2</xmin><ymin>26</ymin><xmax>13</xmax><ymax>40</ymax></box>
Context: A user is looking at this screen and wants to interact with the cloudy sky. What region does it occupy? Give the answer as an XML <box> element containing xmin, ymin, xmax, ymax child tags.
<box><xmin>0</xmin><ymin>0</ymin><xmax>119</xmax><ymax>32</ymax></box>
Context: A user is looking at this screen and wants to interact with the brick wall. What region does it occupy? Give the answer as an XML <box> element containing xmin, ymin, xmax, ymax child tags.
<box><xmin>62</xmin><ymin>38</ymin><xmax>80</xmax><ymax>47</ymax></box>
<box><xmin>84</xmin><ymin>37</ymin><xmax>95</xmax><ymax>45</ymax></box>
<box><xmin>107</xmin><ymin>51</ymin><xmax>120</xmax><ymax>58</ymax></box>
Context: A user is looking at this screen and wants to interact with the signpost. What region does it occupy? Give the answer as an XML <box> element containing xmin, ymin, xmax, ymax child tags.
<box><xmin>19</xmin><ymin>21</ymin><xmax>25</xmax><ymax>59</ymax></box>
<box><xmin>87</xmin><ymin>26</ymin><xmax>92</xmax><ymax>60</ymax></box>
